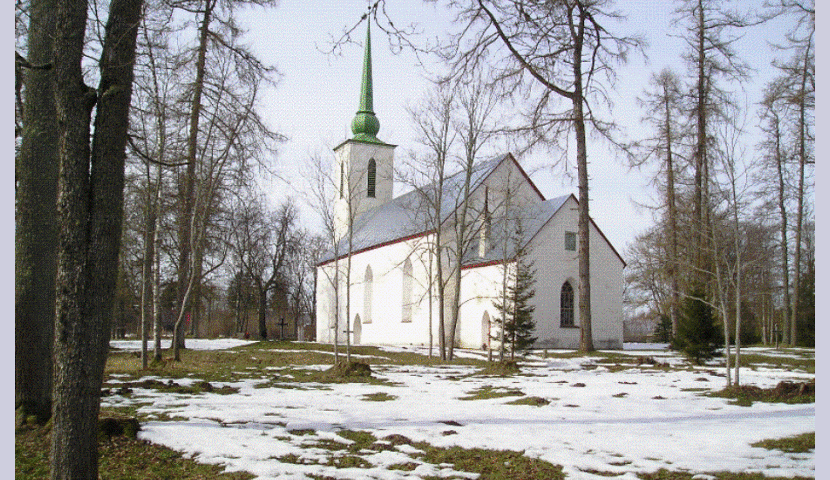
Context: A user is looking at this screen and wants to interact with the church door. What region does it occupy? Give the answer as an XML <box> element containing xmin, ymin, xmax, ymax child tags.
<box><xmin>353</xmin><ymin>314</ymin><xmax>362</xmax><ymax>345</ymax></box>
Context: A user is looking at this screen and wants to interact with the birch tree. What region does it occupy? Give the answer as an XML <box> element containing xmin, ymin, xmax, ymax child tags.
<box><xmin>444</xmin><ymin>77</ymin><xmax>498</xmax><ymax>361</ymax></box>
<box><xmin>400</xmin><ymin>82</ymin><xmax>457</xmax><ymax>360</ymax></box>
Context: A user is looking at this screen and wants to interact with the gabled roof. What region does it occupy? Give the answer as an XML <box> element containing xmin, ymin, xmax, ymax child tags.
<box><xmin>317</xmin><ymin>154</ymin><xmax>625</xmax><ymax>269</ymax></box>
<box><xmin>461</xmin><ymin>194</ymin><xmax>571</xmax><ymax>268</ymax></box>
<box><xmin>319</xmin><ymin>154</ymin><xmax>514</xmax><ymax>265</ymax></box>
<box><xmin>462</xmin><ymin>194</ymin><xmax>627</xmax><ymax>269</ymax></box>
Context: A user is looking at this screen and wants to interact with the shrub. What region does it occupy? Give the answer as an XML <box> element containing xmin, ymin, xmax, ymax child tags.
<box><xmin>673</xmin><ymin>286</ymin><xmax>721</xmax><ymax>365</ymax></box>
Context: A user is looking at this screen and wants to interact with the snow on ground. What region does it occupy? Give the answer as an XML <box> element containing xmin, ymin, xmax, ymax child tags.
<box><xmin>103</xmin><ymin>343</ymin><xmax>815</xmax><ymax>480</ymax></box>
<box><xmin>110</xmin><ymin>338</ymin><xmax>257</xmax><ymax>351</ymax></box>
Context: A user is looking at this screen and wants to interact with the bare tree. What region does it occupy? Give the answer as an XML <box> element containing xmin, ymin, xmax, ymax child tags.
<box><xmin>443</xmin><ymin>0</ymin><xmax>643</xmax><ymax>352</ymax></box>
<box><xmin>128</xmin><ymin>1</ymin><xmax>184</xmax><ymax>365</ymax></box>
<box><xmin>173</xmin><ymin>0</ymin><xmax>280</xmax><ymax>351</ymax></box>
<box><xmin>672</xmin><ymin>0</ymin><xmax>753</xmax><ymax>286</ymax></box>
<box><xmin>757</xmin><ymin>80</ymin><xmax>792</xmax><ymax>347</ymax></box>
<box><xmin>309</xmin><ymin>149</ymin><xmax>359</xmax><ymax>364</ymax></box>
<box><xmin>230</xmin><ymin>198</ymin><xmax>299</xmax><ymax>340</ymax></box>
<box><xmin>634</xmin><ymin>68</ymin><xmax>687</xmax><ymax>337</ymax></box>
<box><xmin>444</xmin><ymin>76</ymin><xmax>499</xmax><ymax>361</ymax></box>
<box><xmin>399</xmin><ymin>82</ymin><xmax>457</xmax><ymax>360</ymax></box>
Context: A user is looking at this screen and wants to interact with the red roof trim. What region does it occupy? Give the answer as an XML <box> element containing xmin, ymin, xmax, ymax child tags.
<box><xmin>461</xmin><ymin>258</ymin><xmax>513</xmax><ymax>271</ymax></box>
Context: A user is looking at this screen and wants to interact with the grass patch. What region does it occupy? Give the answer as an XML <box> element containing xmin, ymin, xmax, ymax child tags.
<box><xmin>104</xmin><ymin>379</ymin><xmax>240</xmax><ymax>396</ymax></box>
<box><xmin>505</xmin><ymin>396</ymin><xmax>550</xmax><ymax>407</ymax></box>
<box><xmin>752</xmin><ymin>432</ymin><xmax>814</xmax><ymax>453</ymax></box>
<box><xmin>638</xmin><ymin>469</ymin><xmax>813</xmax><ymax>479</ymax></box>
<box><xmin>15</xmin><ymin>422</ymin><xmax>253</xmax><ymax>480</ymax></box>
<box><xmin>460</xmin><ymin>386</ymin><xmax>525</xmax><ymax>401</ymax></box>
<box><xmin>477</xmin><ymin>361</ymin><xmax>521</xmax><ymax>376</ymax></box>
<box><xmin>105</xmin><ymin>341</ymin><xmax>485</xmax><ymax>387</ymax></box>
<box><xmin>337</xmin><ymin>430</ymin><xmax>377</xmax><ymax>451</ymax></box>
<box><xmin>413</xmin><ymin>443</ymin><xmax>565</xmax><ymax>480</ymax></box>
<box><xmin>361</xmin><ymin>391</ymin><xmax>397</xmax><ymax>402</ymax></box>
<box><xmin>709</xmin><ymin>381</ymin><xmax>815</xmax><ymax>406</ymax></box>
<box><xmin>324</xmin><ymin>455</ymin><xmax>372</xmax><ymax>469</ymax></box>
<box><xmin>733</xmin><ymin>353</ymin><xmax>814</xmax><ymax>374</ymax></box>
<box><xmin>388</xmin><ymin>462</ymin><xmax>420</xmax><ymax>471</ymax></box>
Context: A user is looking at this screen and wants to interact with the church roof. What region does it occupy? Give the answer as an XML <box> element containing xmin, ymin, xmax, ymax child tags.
<box><xmin>461</xmin><ymin>194</ymin><xmax>571</xmax><ymax>268</ymax></box>
<box><xmin>319</xmin><ymin>154</ymin><xmax>511</xmax><ymax>264</ymax></box>
<box><xmin>318</xmin><ymin>153</ymin><xmax>626</xmax><ymax>268</ymax></box>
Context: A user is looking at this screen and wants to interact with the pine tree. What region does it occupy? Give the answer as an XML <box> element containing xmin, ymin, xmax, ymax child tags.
<box><xmin>653</xmin><ymin>314</ymin><xmax>673</xmax><ymax>343</ymax></box>
<box><xmin>674</xmin><ymin>286</ymin><xmax>721</xmax><ymax>365</ymax></box>
<box><xmin>493</xmin><ymin>249</ymin><xmax>537</xmax><ymax>360</ymax></box>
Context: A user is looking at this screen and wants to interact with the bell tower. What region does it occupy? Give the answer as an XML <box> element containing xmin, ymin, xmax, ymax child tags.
<box><xmin>334</xmin><ymin>19</ymin><xmax>396</xmax><ymax>241</ymax></box>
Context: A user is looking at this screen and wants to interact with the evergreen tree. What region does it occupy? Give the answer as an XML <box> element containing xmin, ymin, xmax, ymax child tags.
<box><xmin>796</xmin><ymin>258</ymin><xmax>815</xmax><ymax>347</ymax></box>
<box><xmin>493</xmin><ymin>250</ymin><xmax>537</xmax><ymax>360</ymax></box>
<box><xmin>674</xmin><ymin>286</ymin><xmax>721</xmax><ymax>365</ymax></box>
<box><xmin>653</xmin><ymin>314</ymin><xmax>673</xmax><ymax>343</ymax></box>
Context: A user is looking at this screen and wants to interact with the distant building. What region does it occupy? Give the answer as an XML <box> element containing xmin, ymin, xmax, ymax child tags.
<box><xmin>315</xmin><ymin>23</ymin><xmax>625</xmax><ymax>350</ymax></box>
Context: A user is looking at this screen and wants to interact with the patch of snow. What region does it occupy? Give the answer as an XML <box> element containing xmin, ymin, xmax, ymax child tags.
<box><xmin>105</xmin><ymin>350</ymin><xmax>814</xmax><ymax>480</ymax></box>
<box><xmin>110</xmin><ymin>338</ymin><xmax>256</xmax><ymax>351</ymax></box>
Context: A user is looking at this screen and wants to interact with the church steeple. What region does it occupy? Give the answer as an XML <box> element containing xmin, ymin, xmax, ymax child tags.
<box><xmin>333</xmin><ymin>15</ymin><xmax>395</xmax><ymax>242</ymax></box>
<box><xmin>351</xmin><ymin>20</ymin><xmax>381</xmax><ymax>143</ymax></box>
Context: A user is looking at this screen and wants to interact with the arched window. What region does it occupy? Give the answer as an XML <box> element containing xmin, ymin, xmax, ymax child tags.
<box><xmin>560</xmin><ymin>281</ymin><xmax>575</xmax><ymax>327</ymax></box>
<box><xmin>367</xmin><ymin>159</ymin><xmax>376</xmax><ymax>198</ymax></box>
<box><xmin>363</xmin><ymin>265</ymin><xmax>373</xmax><ymax>324</ymax></box>
<box><xmin>402</xmin><ymin>257</ymin><xmax>413</xmax><ymax>323</ymax></box>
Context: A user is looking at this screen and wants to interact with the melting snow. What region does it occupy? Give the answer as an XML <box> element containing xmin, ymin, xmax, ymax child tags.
<box><xmin>103</xmin><ymin>342</ymin><xmax>814</xmax><ymax>479</ymax></box>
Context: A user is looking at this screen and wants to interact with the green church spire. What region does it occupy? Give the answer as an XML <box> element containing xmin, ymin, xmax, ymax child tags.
<box><xmin>351</xmin><ymin>19</ymin><xmax>381</xmax><ymax>142</ymax></box>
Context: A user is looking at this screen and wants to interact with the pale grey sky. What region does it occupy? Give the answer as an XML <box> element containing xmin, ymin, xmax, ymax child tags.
<box><xmin>236</xmin><ymin>0</ymin><xmax>795</xmax><ymax>256</ymax></box>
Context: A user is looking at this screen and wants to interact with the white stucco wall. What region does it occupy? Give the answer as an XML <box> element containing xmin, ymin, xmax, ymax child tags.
<box><xmin>317</xmin><ymin>166</ymin><xmax>624</xmax><ymax>351</ymax></box>
<box><xmin>316</xmin><ymin>235</ymin><xmax>442</xmax><ymax>347</ymax></box>
<box><xmin>525</xmin><ymin>196</ymin><xmax>624</xmax><ymax>349</ymax></box>
<box><xmin>457</xmin><ymin>263</ymin><xmax>512</xmax><ymax>350</ymax></box>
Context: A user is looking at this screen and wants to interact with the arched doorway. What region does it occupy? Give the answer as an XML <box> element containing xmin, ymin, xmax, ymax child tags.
<box><xmin>481</xmin><ymin>311</ymin><xmax>491</xmax><ymax>350</ymax></box>
<box><xmin>353</xmin><ymin>314</ymin><xmax>362</xmax><ymax>345</ymax></box>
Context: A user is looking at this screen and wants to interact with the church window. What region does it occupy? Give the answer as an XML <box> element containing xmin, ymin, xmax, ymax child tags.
<box><xmin>402</xmin><ymin>258</ymin><xmax>413</xmax><ymax>323</ymax></box>
<box><xmin>565</xmin><ymin>231</ymin><xmax>576</xmax><ymax>251</ymax></box>
<box><xmin>367</xmin><ymin>159</ymin><xmax>376</xmax><ymax>198</ymax></box>
<box><xmin>363</xmin><ymin>265</ymin><xmax>373</xmax><ymax>324</ymax></box>
<box><xmin>560</xmin><ymin>281</ymin><xmax>575</xmax><ymax>327</ymax></box>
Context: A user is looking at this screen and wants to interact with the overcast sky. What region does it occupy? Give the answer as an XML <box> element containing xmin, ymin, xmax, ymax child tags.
<box><xmin>234</xmin><ymin>0</ymin><xmax>795</xmax><ymax>256</ymax></box>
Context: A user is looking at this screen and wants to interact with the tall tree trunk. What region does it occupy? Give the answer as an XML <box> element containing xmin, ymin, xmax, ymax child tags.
<box><xmin>140</xmin><ymin>182</ymin><xmax>156</xmax><ymax>369</ymax></box>
<box><xmin>773</xmin><ymin>111</ymin><xmax>791</xmax><ymax>346</ymax></box>
<box><xmin>693</xmin><ymin>0</ymin><xmax>707</xmax><ymax>283</ymax></box>
<box><xmin>789</xmin><ymin>40</ymin><xmax>811</xmax><ymax>347</ymax></box>
<box><xmin>51</xmin><ymin>0</ymin><xmax>142</xmax><ymax>477</ymax></box>
<box><xmin>177</xmin><ymin>0</ymin><xmax>215</xmax><ymax>350</ymax></box>
<box><xmin>572</xmin><ymin>5</ymin><xmax>593</xmax><ymax>353</ymax></box>
<box><xmin>663</xmin><ymin>88</ymin><xmax>680</xmax><ymax>339</ymax></box>
<box><xmin>16</xmin><ymin>0</ymin><xmax>58</xmax><ymax>423</ymax></box>
<box><xmin>258</xmin><ymin>282</ymin><xmax>268</xmax><ymax>340</ymax></box>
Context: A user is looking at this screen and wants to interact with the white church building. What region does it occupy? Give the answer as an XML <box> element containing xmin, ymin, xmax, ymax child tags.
<box><xmin>315</xmin><ymin>24</ymin><xmax>625</xmax><ymax>350</ymax></box>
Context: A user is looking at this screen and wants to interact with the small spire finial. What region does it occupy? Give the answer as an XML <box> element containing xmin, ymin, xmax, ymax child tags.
<box><xmin>351</xmin><ymin>18</ymin><xmax>381</xmax><ymax>142</ymax></box>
